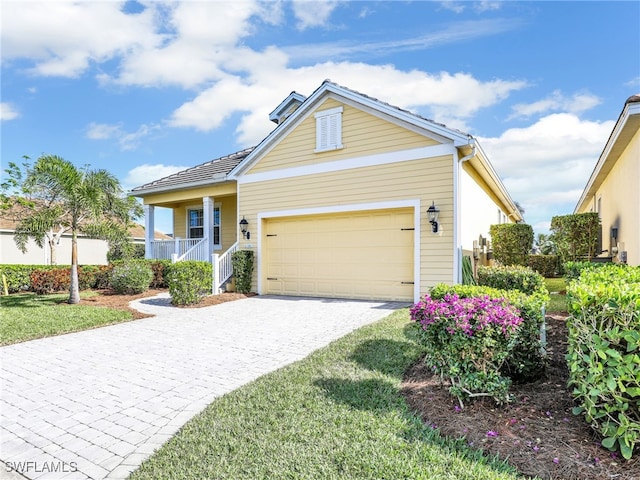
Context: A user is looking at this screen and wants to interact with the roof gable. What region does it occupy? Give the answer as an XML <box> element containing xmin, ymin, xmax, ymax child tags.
<box><xmin>230</xmin><ymin>80</ymin><xmax>471</xmax><ymax>178</ymax></box>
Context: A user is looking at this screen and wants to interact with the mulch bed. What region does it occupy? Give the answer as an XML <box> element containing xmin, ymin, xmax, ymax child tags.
<box><xmin>400</xmin><ymin>314</ymin><xmax>639</xmax><ymax>479</ymax></box>
<box><xmin>61</xmin><ymin>289</ymin><xmax>254</xmax><ymax>319</ymax></box>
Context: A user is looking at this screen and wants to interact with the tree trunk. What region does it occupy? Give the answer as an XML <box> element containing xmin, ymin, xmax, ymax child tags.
<box><xmin>68</xmin><ymin>230</ymin><xmax>80</xmax><ymax>304</ymax></box>
<box><xmin>48</xmin><ymin>236</ymin><xmax>57</xmax><ymax>265</ymax></box>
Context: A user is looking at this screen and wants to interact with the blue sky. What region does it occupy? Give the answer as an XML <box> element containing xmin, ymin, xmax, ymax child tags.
<box><xmin>2</xmin><ymin>1</ymin><xmax>639</xmax><ymax>235</ymax></box>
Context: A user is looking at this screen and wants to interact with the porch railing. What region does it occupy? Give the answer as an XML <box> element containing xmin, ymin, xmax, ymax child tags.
<box><xmin>175</xmin><ymin>238</ymin><xmax>208</xmax><ymax>262</ymax></box>
<box><xmin>149</xmin><ymin>238</ymin><xmax>239</xmax><ymax>294</ymax></box>
<box><xmin>213</xmin><ymin>241</ymin><xmax>239</xmax><ymax>294</ymax></box>
<box><xmin>151</xmin><ymin>238</ymin><xmax>204</xmax><ymax>261</ymax></box>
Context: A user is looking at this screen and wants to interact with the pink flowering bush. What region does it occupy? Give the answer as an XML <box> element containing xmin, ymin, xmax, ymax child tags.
<box><xmin>410</xmin><ymin>293</ymin><xmax>522</xmax><ymax>405</ymax></box>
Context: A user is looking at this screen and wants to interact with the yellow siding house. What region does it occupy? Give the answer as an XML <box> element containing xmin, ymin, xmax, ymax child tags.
<box><xmin>575</xmin><ymin>94</ymin><xmax>640</xmax><ymax>266</ymax></box>
<box><xmin>131</xmin><ymin>81</ymin><xmax>522</xmax><ymax>301</ymax></box>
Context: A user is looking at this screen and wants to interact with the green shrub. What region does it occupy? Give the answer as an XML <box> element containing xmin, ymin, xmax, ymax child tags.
<box><xmin>30</xmin><ymin>268</ymin><xmax>71</xmax><ymax>294</ymax></box>
<box><xmin>490</xmin><ymin>223</ymin><xmax>533</xmax><ymax>266</ymax></box>
<box><xmin>566</xmin><ymin>265</ymin><xmax>640</xmax><ymax>460</ymax></box>
<box><xmin>527</xmin><ymin>254</ymin><xmax>559</xmax><ymax>277</ymax></box>
<box><xmin>0</xmin><ymin>264</ymin><xmax>36</xmax><ymax>293</ymax></box>
<box><xmin>411</xmin><ymin>289</ymin><xmax>522</xmax><ymax>404</ymax></box>
<box><xmin>231</xmin><ymin>250</ymin><xmax>254</xmax><ymax>294</ymax></box>
<box><xmin>551</xmin><ymin>212</ymin><xmax>601</xmax><ymax>265</ymax></box>
<box><xmin>166</xmin><ymin>261</ymin><xmax>212</xmax><ymax>305</ymax></box>
<box><xmin>430</xmin><ymin>284</ymin><xmax>548</xmax><ymax>382</ymax></box>
<box><xmin>477</xmin><ymin>264</ymin><xmax>547</xmax><ymax>296</ymax></box>
<box><xmin>563</xmin><ymin>260</ymin><xmax>611</xmax><ymax>282</ymax></box>
<box><xmin>110</xmin><ymin>261</ymin><xmax>153</xmax><ymax>295</ymax></box>
<box><xmin>94</xmin><ymin>264</ymin><xmax>114</xmax><ymax>289</ymax></box>
<box><xmin>78</xmin><ymin>265</ymin><xmax>100</xmax><ymax>290</ymax></box>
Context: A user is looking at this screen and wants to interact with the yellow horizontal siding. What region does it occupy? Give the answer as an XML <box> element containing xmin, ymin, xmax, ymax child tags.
<box><xmin>240</xmin><ymin>155</ymin><xmax>455</xmax><ymax>291</ymax></box>
<box><xmin>247</xmin><ymin>98</ymin><xmax>439</xmax><ymax>174</ymax></box>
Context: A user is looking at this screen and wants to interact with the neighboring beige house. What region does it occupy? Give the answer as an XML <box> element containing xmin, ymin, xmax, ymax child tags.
<box><xmin>131</xmin><ymin>81</ymin><xmax>523</xmax><ymax>301</ymax></box>
<box><xmin>0</xmin><ymin>214</ymin><xmax>170</xmax><ymax>265</ymax></box>
<box><xmin>575</xmin><ymin>94</ymin><xmax>640</xmax><ymax>266</ymax></box>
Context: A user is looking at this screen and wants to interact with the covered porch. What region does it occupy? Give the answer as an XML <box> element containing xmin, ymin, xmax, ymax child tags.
<box><xmin>141</xmin><ymin>187</ymin><xmax>240</xmax><ymax>292</ymax></box>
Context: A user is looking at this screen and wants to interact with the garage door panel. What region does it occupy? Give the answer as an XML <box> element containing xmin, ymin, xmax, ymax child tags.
<box><xmin>264</xmin><ymin>208</ymin><xmax>413</xmax><ymax>301</ymax></box>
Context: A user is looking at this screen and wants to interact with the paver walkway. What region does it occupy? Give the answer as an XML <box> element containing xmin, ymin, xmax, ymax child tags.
<box><xmin>0</xmin><ymin>294</ymin><xmax>405</xmax><ymax>479</ymax></box>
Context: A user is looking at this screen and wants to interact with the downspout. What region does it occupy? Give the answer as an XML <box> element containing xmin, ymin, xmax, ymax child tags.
<box><xmin>453</xmin><ymin>137</ymin><xmax>476</xmax><ymax>283</ymax></box>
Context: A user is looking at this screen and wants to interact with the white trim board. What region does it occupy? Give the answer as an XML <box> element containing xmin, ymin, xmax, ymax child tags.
<box><xmin>238</xmin><ymin>143</ymin><xmax>455</xmax><ymax>185</ymax></box>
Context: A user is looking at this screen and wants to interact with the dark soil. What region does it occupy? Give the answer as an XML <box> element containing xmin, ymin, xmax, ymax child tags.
<box><xmin>401</xmin><ymin>314</ymin><xmax>639</xmax><ymax>480</ymax></box>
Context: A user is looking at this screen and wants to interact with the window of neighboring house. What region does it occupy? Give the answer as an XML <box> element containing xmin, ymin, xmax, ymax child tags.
<box><xmin>187</xmin><ymin>206</ymin><xmax>221</xmax><ymax>248</ymax></box>
<box><xmin>315</xmin><ymin>107</ymin><xmax>343</xmax><ymax>152</ymax></box>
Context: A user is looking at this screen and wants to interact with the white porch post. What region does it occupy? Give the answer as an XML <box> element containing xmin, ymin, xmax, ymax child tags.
<box><xmin>203</xmin><ymin>196</ymin><xmax>214</xmax><ymax>261</ymax></box>
<box><xmin>144</xmin><ymin>204</ymin><xmax>155</xmax><ymax>259</ymax></box>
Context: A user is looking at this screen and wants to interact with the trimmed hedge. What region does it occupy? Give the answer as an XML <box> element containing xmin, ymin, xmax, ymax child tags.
<box><xmin>477</xmin><ymin>265</ymin><xmax>547</xmax><ymax>296</ymax></box>
<box><xmin>566</xmin><ymin>265</ymin><xmax>640</xmax><ymax>460</ymax></box>
<box><xmin>551</xmin><ymin>212</ymin><xmax>600</xmax><ymax>264</ymax></box>
<box><xmin>231</xmin><ymin>250</ymin><xmax>254</xmax><ymax>294</ymax></box>
<box><xmin>430</xmin><ymin>284</ymin><xmax>548</xmax><ymax>383</ymax></box>
<box><xmin>166</xmin><ymin>261</ymin><xmax>212</xmax><ymax>306</ymax></box>
<box><xmin>563</xmin><ymin>260</ymin><xmax>610</xmax><ymax>282</ymax></box>
<box><xmin>490</xmin><ymin>223</ymin><xmax>534</xmax><ymax>266</ymax></box>
<box><xmin>0</xmin><ymin>265</ymin><xmax>37</xmax><ymax>293</ymax></box>
<box><xmin>527</xmin><ymin>254</ymin><xmax>560</xmax><ymax>277</ymax></box>
<box><xmin>0</xmin><ymin>264</ymin><xmax>103</xmax><ymax>294</ymax></box>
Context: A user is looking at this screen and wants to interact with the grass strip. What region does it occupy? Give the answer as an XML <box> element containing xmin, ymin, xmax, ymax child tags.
<box><xmin>544</xmin><ymin>277</ymin><xmax>567</xmax><ymax>313</ymax></box>
<box><xmin>0</xmin><ymin>293</ymin><xmax>132</xmax><ymax>345</ymax></box>
<box><xmin>131</xmin><ymin>309</ymin><xmax>522</xmax><ymax>480</ymax></box>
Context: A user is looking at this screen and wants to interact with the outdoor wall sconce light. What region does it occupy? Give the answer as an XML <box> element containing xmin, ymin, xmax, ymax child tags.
<box><xmin>239</xmin><ymin>216</ymin><xmax>250</xmax><ymax>240</ymax></box>
<box><xmin>426</xmin><ymin>202</ymin><xmax>440</xmax><ymax>233</ymax></box>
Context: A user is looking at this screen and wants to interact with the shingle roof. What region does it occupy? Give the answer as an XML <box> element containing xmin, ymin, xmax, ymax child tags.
<box><xmin>130</xmin><ymin>147</ymin><xmax>255</xmax><ymax>195</ymax></box>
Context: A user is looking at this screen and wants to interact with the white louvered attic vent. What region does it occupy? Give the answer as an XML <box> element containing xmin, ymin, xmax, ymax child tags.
<box><xmin>314</xmin><ymin>107</ymin><xmax>343</xmax><ymax>152</ymax></box>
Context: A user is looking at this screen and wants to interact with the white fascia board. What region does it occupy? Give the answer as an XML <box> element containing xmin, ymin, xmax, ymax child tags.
<box><xmin>256</xmin><ymin>199</ymin><xmax>422</xmax><ymax>303</ymax></box>
<box><xmin>574</xmin><ymin>102</ymin><xmax>640</xmax><ymax>212</ymax></box>
<box><xmin>238</xmin><ymin>143</ymin><xmax>456</xmax><ymax>185</ymax></box>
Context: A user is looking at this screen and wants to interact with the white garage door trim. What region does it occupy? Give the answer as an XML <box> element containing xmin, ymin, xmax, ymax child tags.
<box><xmin>257</xmin><ymin>199</ymin><xmax>421</xmax><ymax>302</ymax></box>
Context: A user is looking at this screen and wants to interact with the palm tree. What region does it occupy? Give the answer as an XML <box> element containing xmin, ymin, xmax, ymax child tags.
<box><xmin>14</xmin><ymin>154</ymin><xmax>140</xmax><ymax>304</ymax></box>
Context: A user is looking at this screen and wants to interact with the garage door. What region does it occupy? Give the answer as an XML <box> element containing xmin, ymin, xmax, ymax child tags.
<box><xmin>264</xmin><ymin>208</ymin><xmax>414</xmax><ymax>301</ymax></box>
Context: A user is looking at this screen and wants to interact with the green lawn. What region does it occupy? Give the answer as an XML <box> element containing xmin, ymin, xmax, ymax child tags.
<box><xmin>130</xmin><ymin>310</ymin><xmax>521</xmax><ymax>480</ymax></box>
<box><xmin>0</xmin><ymin>292</ymin><xmax>133</xmax><ymax>345</ymax></box>
<box><xmin>544</xmin><ymin>277</ymin><xmax>567</xmax><ymax>314</ymax></box>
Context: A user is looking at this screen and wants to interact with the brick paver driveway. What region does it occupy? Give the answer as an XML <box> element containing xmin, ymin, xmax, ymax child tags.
<box><xmin>0</xmin><ymin>294</ymin><xmax>405</xmax><ymax>480</ymax></box>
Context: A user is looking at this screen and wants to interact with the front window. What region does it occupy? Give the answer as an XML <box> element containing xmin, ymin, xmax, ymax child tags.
<box><xmin>188</xmin><ymin>206</ymin><xmax>221</xmax><ymax>247</ymax></box>
<box><xmin>188</xmin><ymin>209</ymin><xmax>204</xmax><ymax>239</ymax></box>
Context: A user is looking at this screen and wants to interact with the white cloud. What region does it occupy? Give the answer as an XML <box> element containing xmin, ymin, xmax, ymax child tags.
<box><xmin>509</xmin><ymin>90</ymin><xmax>601</xmax><ymax>119</ymax></box>
<box><xmin>123</xmin><ymin>163</ymin><xmax>188</xmax><ymax>191</ymax></box>
<box><xmin>1</xmin><ymin>1</ymin><xmax>162</xmax><ymax>78</ymax></box>
<box><xmin>291</xmin><ymin>0</ymin><xmax>341</xmax><ymax>30</ymax></box>
<box><xmin>480</xmin><ymin>113</ymin><xmax>615</xmax><ymax>233</ymax></box>
<box><xmin>1</xmin><ymin>103</ymin><xmax>20</xmax><ymax>121</ymax></box>
<box><xmin>169</xmin><ymin>61</ymin><xmax>527</xmax><ymax>146</ymax></box>
<box><xmin>86</xmin><ymin>122</ymin><xmax>161</xmax><ymax>151</ymax></box>
<box><xmin>104</xmin><ymin>1</ymin><xmax>282</xmax><ymax>89</ymax></box>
